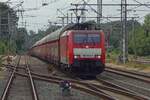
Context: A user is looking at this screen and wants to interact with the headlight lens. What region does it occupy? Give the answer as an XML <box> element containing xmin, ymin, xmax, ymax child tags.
<box><xmin>74</xmin><ymin>55</ymin><xmax>78</xmax><ymax>58</ymax></box>
<box><xmin>97</xmin><ymin>55</ymin><xmax>101</xmax><ymax>58</ymax></box>
<box><xmin>74</xmin><ymin>55</ymin><xmax>80</xmax><ymax>58</ymax></box>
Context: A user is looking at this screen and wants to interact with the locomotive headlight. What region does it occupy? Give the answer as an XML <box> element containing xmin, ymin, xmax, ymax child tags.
<box><xmin>74</xmin><ymin>55</ymin><xmax>80</xmax><ymax>58</ymax></box>
<box><xmin>74</xmin><ymin>55</ymin><xmax>78</xmax><ymax>58</ymax></box>
<box><xmin>97</xmin><ymin>55</ymin><xmax>101</xmax><ymax>58</ymax></box>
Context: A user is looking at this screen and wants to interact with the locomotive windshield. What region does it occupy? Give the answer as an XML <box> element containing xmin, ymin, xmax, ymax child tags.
<box><xmin>74</xmin><ymin>34</ymin><xmax>100</xmax><ymax>44</ymax></box>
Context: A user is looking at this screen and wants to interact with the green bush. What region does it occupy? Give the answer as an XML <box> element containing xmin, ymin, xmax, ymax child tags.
<box><xmin>128</xmin><ymin>14</ymin><xmax>150</xmax><ymax>56</ymax></box>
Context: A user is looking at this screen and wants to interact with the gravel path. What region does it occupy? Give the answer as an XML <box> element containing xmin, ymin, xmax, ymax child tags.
<box><xmin>28</xmin><ymin>57</ymin><xmax>50</xmax><ymax>75</ymax></box>
<box><xmin>28</xmin><ymin>56</ymin><xmax>73</xmax><ymax>78</ymax></box>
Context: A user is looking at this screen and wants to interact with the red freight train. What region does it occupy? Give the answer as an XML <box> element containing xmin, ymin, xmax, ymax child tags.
<box><xmin>29</xmin><ymin>24</ymin><xmax>105</xmax><ymax>76</ymax></box>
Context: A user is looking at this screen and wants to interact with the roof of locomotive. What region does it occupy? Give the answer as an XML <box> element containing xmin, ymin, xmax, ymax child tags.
<box><xmin>32</xmin><ymin>22</ymin><xmax>98</xmax><ymax>47</ymax></box>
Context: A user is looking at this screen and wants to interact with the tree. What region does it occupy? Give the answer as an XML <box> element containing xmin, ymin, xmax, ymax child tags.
<box><xmin>143</xmin><ymin>14</ymin><xmax>150</xmax><ymax>37</ymax></box>
<box><xmin>0</xmin><ymin>3</ymin><xmax>18</xmax><ymax>39</ymax></box>
<box><xmin>0</xmin><ymin>2</ymin><xmax>18</xmax><ymax>55</ymax></box>
<box><xmin>27</xmin><ymin>25</ymin><xmax>61</xmax><ymax>49</ymax></box>
<box><xmin>29</xmin><ymin>30</ymin><xmax>36</xmax><ymax>36</ymax></box>
<box><xmin>128</xmin><ymin>14</ymin><xmax>150</xmax><ymax>56</ymax></box>
<box><xmin>101</xmin><ymin>20</ymin><xmax>140</xmax><ymax>49</ymax></box>
<box><xmin>15</xmin><ymin>28</ymin><xmax>28</xmax><ymax>53</ymax></box>
<box><xmin>0</xmin><ymin>40</ymin><xmax>7</xmax><ymax>54</ymax></box>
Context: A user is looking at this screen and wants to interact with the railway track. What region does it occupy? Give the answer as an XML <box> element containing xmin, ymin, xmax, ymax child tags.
<box><xmin>105</xmin><ymin>66</ymin><xmax>150</xmax><ymax>83</ymax></box>
<box><xmin>31</xmin><ymin>71</ymin><xmax>150</xmax><ymax>100</ymax></box>
<box><xmin>3</xmin><ymin>63</ymin><xmax>116</xmax><ymax>99</ymax></box>
<box><xmin>1</xmin><ymin>56</ymin><xmax>150</xmax><ymax>100</ymax></box>
<box><xmin>0</xmin><ymin>56</ymin><xmax>21</xmax><ymax>100</ymax></box>
<box><xmin>0</xmin><ymin>56</ymin><xmax>39</xmax><ymax>100</ymax></box>
<box><xmin>1</xmin><ymin>56</ymin><xmax>116</xmax><ymax>100</ymax></box>
<box><xmin>134</xmin><ymin>58</ymin><xmax>150</xmax><ymax>64</ymax></box>
<box><xmin>25</xmin><ymin>56</ymin><xmax>39</xmax><ymax>100</ymax></box>
<box><xmin>18</xmin><ymin>69</ymin><xmax>150</xmax><ymax>100</ymax></box>
<box><xmin>3</xmin><ymin>63</ymin><xmax>150</xmax><ymax>100</ymax></box>
<box><xmin>98</xmin><ymin>66</ymin><xmax>150</xmax><ymax>98</ymax></box>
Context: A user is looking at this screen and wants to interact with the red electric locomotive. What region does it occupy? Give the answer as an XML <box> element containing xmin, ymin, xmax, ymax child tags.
<box><xmin>29</xmin><ymin>23</ymin><xmax>105</xmax><ymax>76</ymax></box>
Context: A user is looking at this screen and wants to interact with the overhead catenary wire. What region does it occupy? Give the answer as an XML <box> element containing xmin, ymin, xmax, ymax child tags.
<box><xmin>7</xmin><ymin>0</ymin><xmax>150</xmax><ymax>33</ymax></box>
<box><xmin>132</xmin><ymin>0</ymin><xmax>150</xmax><ymax>9</ymax></box>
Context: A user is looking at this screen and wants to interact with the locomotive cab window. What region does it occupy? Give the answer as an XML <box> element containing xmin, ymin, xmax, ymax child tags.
<box><xmin>74</xmin><ymin>34</ymin><xmax>100</xmax><ymax>44</ymax></box>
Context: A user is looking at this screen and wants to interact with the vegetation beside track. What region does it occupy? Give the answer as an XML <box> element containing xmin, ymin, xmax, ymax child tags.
<box><xmin>0</xmin><ymin>55</ymin><xmax>4</xmax><ymax>71</ymax></box>
<box><xmin>128</xmin><ymin>14</ymin><xmax>150</xmax><ymax>56</ymax></box>
<box><xmin>106</xmin><ymin>52</ymin><xmax>150</xmax><ymax>72</ymax></box>
<box><xmin>106</xmin><ymin>14</ymin><xmax>150</xmax><ymax>69</ymax></box>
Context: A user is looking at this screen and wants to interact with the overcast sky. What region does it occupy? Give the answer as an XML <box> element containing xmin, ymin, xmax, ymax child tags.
<box><xmin>1</xmin><ymin>0</ymin><xmax>150</xmax><ymax>32</ymax></box>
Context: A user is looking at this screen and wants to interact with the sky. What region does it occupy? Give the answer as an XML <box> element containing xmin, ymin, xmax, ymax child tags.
<box><xmin>1</xmin><ymin>0</ymin><xmax>150</xmax><ymax>32</ymax></box>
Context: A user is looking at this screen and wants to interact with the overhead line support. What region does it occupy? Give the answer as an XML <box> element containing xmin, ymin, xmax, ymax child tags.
<box><xmin>71</xmin><ymin>3</ymin><xmax>150</xmax><ymax>6</ymax></box>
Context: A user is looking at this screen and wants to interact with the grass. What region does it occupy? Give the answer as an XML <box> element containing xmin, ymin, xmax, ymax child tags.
<box><xmin>106</xmin><ymin>52</ymin><xmax>150</xmax><ymax>71</ymax></box>
<box><xmin>144</xmin><ymin>55</ymin><xmax>150</xmax><ymax>59</ymax></box>
<box><xmin>117</xmin><ymin>61</ymin><xmax>150</xmax><ymax>70</ymax></box>
<box><xmin>0</xmin><ymin>55</ymin><xmax>6</xmax><ymax>71</ymax></box>
<box><xmin>0</xmin><ymin>56</ymin><xmax>2</xmax><ymax>71</ymax></box>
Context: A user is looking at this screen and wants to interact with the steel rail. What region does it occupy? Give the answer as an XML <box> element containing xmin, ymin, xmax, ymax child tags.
<box><xmin>93</xmin><ymin>83</ymin><xmax>149</xmax><ymax>100</ymax></box>
<box><xmin>134</xmin><ymin>59</ymin><xmax>150</xmax><ymax>64</ymax></box>
<box><xmin>3</xmin><ymin>63</ymin><xmax>150</xmax><ymax>79</ymax></box>
<box><xmin>105</xmin><ymin>67</ymin><xmax>150</xmax><ymax>83</ymax></box>
<box><xmin>15</xmin><ymin>72</ymin><xmax>116</xmax><ymax>100</ymax></box>
<box><xmin>30</xmin><ymin>71</ymin><xmax>150</xmax><ymax>100</ymax></box>
<box><xmin>0</xmin><ymin>56</ymin><xmax>21</xmax><ymax>100</ymax></box>
<box><xmin>3</xmin><ymin>63</ymin><xmax>150</xmax><ymax>99</ymax></box>
<box><xmin>96</xmin><ymin>78</ymin><xmax>150</xmax><ymax>100</ymax></box>
<box><xmin>106</xmin><ymin>66</ymin><xmax>150</xmax><ymax>78</ymax></box>
<box><xmin>12</xmin><ymin>70</ymin><xmax>150</xmax><ymax>100</ymax></box>
<box><xmin>4</xmin><ymin>63</ymin><xmax>116</xmax><ymax>100</ymax></box>
<box><xmin>32</xmin><ymin>72</ymin><xmax>150</xmax><ymax>100</ymax></box>
<box><xmin>4</xmin><ymin>65</ymin><xmax>150</xmax><ymax>82</ymax></box>
<box><xmin>25</xmin><ymin>56</ymin><xmax>39</xmax><ymax>100</ymax></box>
